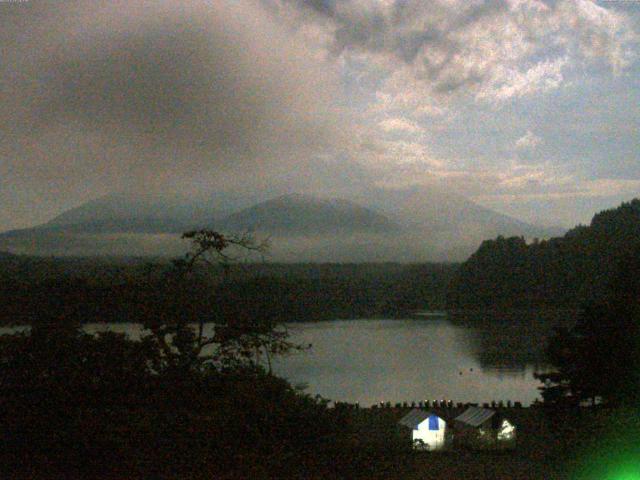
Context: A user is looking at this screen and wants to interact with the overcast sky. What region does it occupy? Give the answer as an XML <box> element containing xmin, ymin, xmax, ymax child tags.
<box><xmin>1</xmin><ymin>0</ymin><xmax>639</xmax><ymax>231</ymax></box>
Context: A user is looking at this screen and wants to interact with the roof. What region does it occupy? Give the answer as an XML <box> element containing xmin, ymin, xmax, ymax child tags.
<box><xmin>454</xmin><ymin>407</ymin><xmax>495</xmax><ymax>427</ymax></box>
<box><xmin>398</xmin><ymin>409</ymin><xmax>438</xmax><ymax>429</ymax></box>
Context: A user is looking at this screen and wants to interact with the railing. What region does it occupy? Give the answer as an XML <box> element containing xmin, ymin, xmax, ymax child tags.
<box><xmin>332</xmin><ymin>399</ymin><xmax>524</xmax><ymax>410</ymax></box>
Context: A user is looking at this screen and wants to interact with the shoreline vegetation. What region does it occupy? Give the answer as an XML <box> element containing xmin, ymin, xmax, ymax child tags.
<box><xmin>0</xmin><ymin>257</ymin><xmax>458</xmax><ymax>326</ymax></box>
<box><xmin>0</xmin><ymin>252</ymin><xmax>579</xmax><ymax>329</ymax></box>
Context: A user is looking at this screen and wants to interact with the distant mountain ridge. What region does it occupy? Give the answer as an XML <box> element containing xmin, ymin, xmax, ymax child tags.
<box><xmin>40</xmin><ymin>192</ymin><xmax>257</xmax><ymax>233</ymax></box>
<box><xmin>42</xmin><ymin>194</ymin><xmax>203</xmax><ymax>233</ymax></box>
<box><xmin>360</xmin><ymin>185</ymin><xmax>562</xmax><ymax>237</ymax></box>
<box><xmin>446</xmin><ymin>198</ymin><xmax>640</xmax><ymax>309</ymax></box>
<box><xmin>220</xmin><ymin>194</ymin><xmax>401</xmax><ymax>235</ymax></box>
<box><xmin>0</xmin><ymin>188</ymin><xmax>564</xmax><ymax>261</ymax></box>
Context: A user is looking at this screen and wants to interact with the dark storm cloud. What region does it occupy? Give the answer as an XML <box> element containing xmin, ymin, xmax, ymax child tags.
<box><xmin>0</xmin><ymin>0</ymin><xmax>347</xmax><ymax>230</ymax></box>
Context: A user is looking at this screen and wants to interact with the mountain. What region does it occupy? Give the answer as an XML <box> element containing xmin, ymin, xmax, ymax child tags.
<box><xmin>41</xmin><ymin>194</ymin><xmax>206</xmax><ymax>234</ymax></box>
<box><xmin>446</xmin><ymin>198</ymin><xmax>640</xmax><ymax>309</ymax></box>
<box><xmin>0</xmin><ymin>192</ymin><xmax>252</xmax><ymax>257</ymax></box>
<box><xmin>0</xmin><ymin>188</ymin><xmax>563</xmax><ymax>261</ymax></box>
<box><xmin>39</xmin><ymin>192</ymin><xmax>261</xmax><ymax>234</ymax></box>
<box><xmin>359</xmin><ymin>185</ymin><xmax>562</xmax><ymax>238</ymax></box>
<box><xmin>220</xmin><ymin>194</ymin><xmax>401</xmax><ymax>235</ymax></box>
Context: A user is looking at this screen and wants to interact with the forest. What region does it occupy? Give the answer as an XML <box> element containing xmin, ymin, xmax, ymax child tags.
<box><xmin>0</xmin><ymin>231</ymin><xmax>433</xmax><ymax>479</ymax></box>
<box><xmin>0</xmin><ymin>253</ymin><xmax>456</xmax><ymax>326</ymax></box>
<box><xmin>446</xmin><ymin>199</ymin><xmax>640</xmax><ymax>309</ymax></box>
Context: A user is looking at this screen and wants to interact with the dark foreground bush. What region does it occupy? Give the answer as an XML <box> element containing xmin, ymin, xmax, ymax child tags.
<box><xmin>0</xmin><ymin>324</ymin><xmax>408</xmax><ymax>479</ymax></box>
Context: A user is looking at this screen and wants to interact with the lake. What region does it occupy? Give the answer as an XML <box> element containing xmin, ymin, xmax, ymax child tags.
<box><xmin>271</xmin><ymin>314</ymin><xmax>568</xmax><ymax>407</ymax></box>
<box><xmin>2</xmin><ymin>311</ymin><xmax>572</xmax><ymax>407</ymax></box>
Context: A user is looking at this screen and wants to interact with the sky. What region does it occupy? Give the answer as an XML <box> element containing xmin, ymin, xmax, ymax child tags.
<box><xmin>1</xmin><ymin>0</ymin><xmax>639</xmax><ymax>231</ymax></box>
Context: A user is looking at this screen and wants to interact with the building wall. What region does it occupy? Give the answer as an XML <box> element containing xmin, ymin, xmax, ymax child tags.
<box><xmin>412</xmin><ymin>418</ymin><xmax>447</xmax><ymax>451</ymax></box>
<box><xmin>496</xmin><ymin>419</ymin><xmax>516</xmax><ymax>450</ymax></box>
<box><xmin>454</xmin><ymin>418</ymin><xmax>516</xmax><ymax>450</ymax></box>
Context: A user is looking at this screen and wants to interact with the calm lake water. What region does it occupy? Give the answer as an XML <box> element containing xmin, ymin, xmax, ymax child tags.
<box><xmin>271</xmin><ymin>316</ymin><xmax>565</xmax><ymax>407</ymax></box>
<box><xmin>1</xmin><ymin>312</ymin><xmax>572</xmax><ymax>407</ymax></box>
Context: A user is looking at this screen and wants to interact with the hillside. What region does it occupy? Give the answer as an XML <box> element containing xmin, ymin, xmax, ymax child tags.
<box><xmin>41</xmin><ymin>195</ymin><xmax>202</xmax><ymax>234</ymax></box>
<box><xmin>446</xmin><ymin>198</ymin><xmax>640</xmax><ymax>309</ymax></box>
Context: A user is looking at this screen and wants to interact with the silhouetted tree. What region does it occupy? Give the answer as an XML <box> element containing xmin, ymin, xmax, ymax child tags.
<box><xmin>0</xmin><ymin>321</ymin><xmax>161</xmax><ymax>477</ymax></box>
<box><xmin>136</xmin><ymin>229</ymin><xmax>310</xmax><ymax>374</ymax></box>
<box><xmin>537</xmin><ymin>250</ymin><xmax>640</xmax><ymax>407</ymax></box>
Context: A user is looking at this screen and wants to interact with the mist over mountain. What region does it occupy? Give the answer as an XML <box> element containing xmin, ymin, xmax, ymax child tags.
<box><xmin>0</xmin><ymin>187</ymin><xmax>563</xmax><ymax>261</ymax></box>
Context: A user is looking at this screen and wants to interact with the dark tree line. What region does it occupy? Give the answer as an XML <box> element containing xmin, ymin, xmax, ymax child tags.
<box><xmin>447</xmin><ymin>199</ymin><xmax>640</xmax><ymax>309</ymax></box>
<box><xmin>444</xmin><ymin>199</ymin><xmax>640</xmax><ymax>408</ymax></box>
<box><xmin>0</xmin><ymin>259</ymin><xmax>456</xmax><ymax>326</ymax></box>
<box><xmin>536</xmin><ymin>250</ymin><xmax>640</xmax><ymax>408</ymax></box>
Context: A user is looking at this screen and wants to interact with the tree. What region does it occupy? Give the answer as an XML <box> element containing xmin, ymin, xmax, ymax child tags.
<box><xmin>537</xmin><ymin>250</ymin><xmax>640</xmax><ymax>407</ymax></box>
<box><xmin>143</xmin><ymin>229</ymin><xmax>305</xmax><ymax>373</ymax></box>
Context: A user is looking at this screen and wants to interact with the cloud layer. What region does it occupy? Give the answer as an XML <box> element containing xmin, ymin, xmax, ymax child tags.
<box><xmin>274</xmin><ymin>0</ymin><xmax>635</xmax><ymax>101</ymax></box>
<box><xmin>265</xmin><ymin>0</ymin><xmax>639</xmax><ymax>225</ymax></box>
<box><xmin>1</xmin><ymin>0</ymin><xmax>639</xmax><ymax>231</ymax></box>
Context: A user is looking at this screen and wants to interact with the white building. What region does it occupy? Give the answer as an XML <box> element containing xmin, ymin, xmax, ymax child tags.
<box><xmin>454</xmin><ymin>406</ymin><xmax>516</xmax><ymax>450</ymax></box>
<box><xmin>398</xmin><ymin>409</ymin><xmax>448</xmax><ymax>451</ymax></box>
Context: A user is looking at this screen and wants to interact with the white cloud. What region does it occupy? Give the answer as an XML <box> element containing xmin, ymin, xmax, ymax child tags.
<box><xmin>378</xmin><ymin>117</ymin><xmax>423</xmax><ymax>134</ymax></box>
<box><xmin>515</xmin><ymin>130</ymin><xmax>543</xmax><ymax>150</ymax></box>
<box><xmin>479</xmin><ymin>57</ymin><xmax>567</xmax><ymax>101</ymax></box>
<box><xmin>272</xmin><ymin>0</ymin><xmax>637</xmax><ymax>102</ymax></box>
<box><xmin>358</xmin><ymin>137</ymin><xmax>444</xmax><ymax>167</ymax></box>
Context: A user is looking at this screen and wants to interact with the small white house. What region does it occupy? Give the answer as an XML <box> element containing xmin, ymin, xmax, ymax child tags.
<box><xmin>454</xmin><ymin>407</ymin><xmax>516</xmax><ymax>450</ymax></box>
<box><xmin>398</xmin><ymin>409</ymin><xmax>447</xmax><ymax>451</ymax></box>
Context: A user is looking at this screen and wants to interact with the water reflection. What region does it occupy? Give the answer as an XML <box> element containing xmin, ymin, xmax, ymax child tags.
<box><xmin>448</xmin><ymin>310</ymin><xmax>576</xmax><ymax>374</ymax></box>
